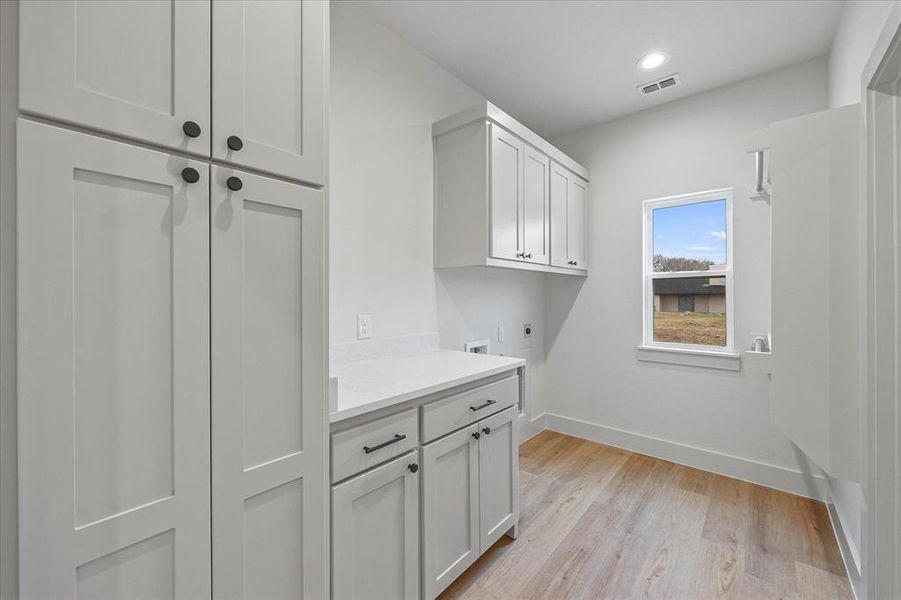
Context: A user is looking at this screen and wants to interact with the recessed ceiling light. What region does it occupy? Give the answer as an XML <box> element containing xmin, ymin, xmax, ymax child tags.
<box><xmin>639</xmin><ymin>51</ymin><xmax>669</xmax><ymax>70</ymax></box>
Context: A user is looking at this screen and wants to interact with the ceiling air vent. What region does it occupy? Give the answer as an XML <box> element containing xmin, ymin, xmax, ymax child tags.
<box><xmin>637</xmin><ymin>73</ymin><xmax>681</xmax><ymax>96</ymax></box>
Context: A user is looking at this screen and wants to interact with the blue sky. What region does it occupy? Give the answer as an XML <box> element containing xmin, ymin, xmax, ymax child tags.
<box><xmin>653</xmin><ymin>199</ymin><xmax>727</xmax><ymax>264</ymax></box>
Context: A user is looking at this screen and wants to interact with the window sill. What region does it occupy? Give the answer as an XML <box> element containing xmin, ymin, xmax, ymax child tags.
<box><xmin>636</xmin><ymin>345</ymin><xmax>741</xmax><ymax>371</ymax></box>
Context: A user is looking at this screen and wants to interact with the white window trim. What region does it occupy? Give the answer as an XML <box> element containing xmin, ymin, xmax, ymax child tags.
<box><xmin>639</xmin><ymin>188</ymin><xmax>736</xmax><ymax>365</ymax></box>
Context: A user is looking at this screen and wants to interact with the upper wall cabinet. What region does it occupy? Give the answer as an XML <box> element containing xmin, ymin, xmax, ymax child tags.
<box><xmin>19</xmin><ymin>0</ymin><xmax>211</xmax><ymax>156</ymax></box>
<box><xmin>213</xmin><ymin>0</ymin><xmax>326</xmax><ymax>185</ymax></box>
<box><xmin>434</xmin><ymin>102</ymin><xmax>589</xmax><ymax>276</ymax></box>
<box><xmin>20</xmin><ymin>0</ymin><xmax>327</xmax><ymax>186</ymax></box>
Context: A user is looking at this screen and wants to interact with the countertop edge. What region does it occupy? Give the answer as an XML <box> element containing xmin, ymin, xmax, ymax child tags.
<box><xmin>329</xmin><ymin>359</ymin><xmax>525</xmax><ymax>424</ymax></box>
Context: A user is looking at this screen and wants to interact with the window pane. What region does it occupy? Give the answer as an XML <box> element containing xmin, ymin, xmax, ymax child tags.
<box><xmin>652</xmin><ymin>276</ymin><xmax>726</xmax><ymax>346</ymax></box>
<box><xmin>653</xmin><ymin>199</ymin><xmax>727</xmax><ymax>272</ymax></box>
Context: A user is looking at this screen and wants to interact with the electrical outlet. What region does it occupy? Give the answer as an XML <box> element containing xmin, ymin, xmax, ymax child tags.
<box><xmin>357</xmin><ymin>314</ymin><xmax>372</xmax><ymax>340</ymax></box>
<box><xmin>523</xmin><ymin>323</ymin><xmax>533</xmax><ymax>338</ymax></box>
<box><xmin>497</xmin><ymin>325</ymin><xmax>505</xmax><ymax>343</ymax></box>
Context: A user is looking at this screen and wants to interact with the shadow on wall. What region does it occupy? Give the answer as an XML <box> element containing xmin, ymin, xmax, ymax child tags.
<box><xmin>435</xmin><ymin>266</ymin><xmax>554</xmax><ymax>417</ymax></box>
<box><xmin>434</xmin><ymin>266</ymin><xmax>549</xmax><ymax>353</ymax></box>
<box><xmin>544</xmin><ymin>272</ymin><xmax>587</xmax><ymax>352</ymax></box>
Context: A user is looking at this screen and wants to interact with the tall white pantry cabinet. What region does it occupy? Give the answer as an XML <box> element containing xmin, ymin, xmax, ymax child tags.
<box><xmin>16</xmin><ymin>1</ymin><xmax>329</xmax><ymax>598</ymax></box>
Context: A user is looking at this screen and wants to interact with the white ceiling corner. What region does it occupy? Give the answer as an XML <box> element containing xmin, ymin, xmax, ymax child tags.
<box><xmin>344</xmin><ymin>0</ymin><xmax>844</xmax><ymax>137</ymax></box>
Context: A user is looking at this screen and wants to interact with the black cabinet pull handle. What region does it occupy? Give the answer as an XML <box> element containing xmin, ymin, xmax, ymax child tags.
<box><xmin>472</xmin><ymin>432</ymin><xmax>481</xmax><ymax>440</ymax></box>
<box><xmin>408</xmin><ymin>463</ymin><xmax>418</xmax><ymax>473</ymax></box>
<box><xmin>470</xmin><ymin>399</ymin><xmax>496</xmax><ymax>412</ymax></box>
<box><xmin>182</xmin><ymin>121</ymin><xmax>201</xmax><ymax>138</ymax></box>
<box><xmin>483</xmin><ymin>427</ymin><xmax>491</xmax><ymax>435</ymax></box>
<box><xmin>226</xmin><ymin>176</ymin><xmax>243</xmax><ymax>192</ymax></box>
<box><xmin>227</xmin><ymin>135</ymin><xmax>244</xmax><ymax>151</ymax></box>
<box><xmin>524</xmin><ymin>253</ymin><xmax>532</xmax><ymax>259</ymax></box>
<box><xmin>363</xmin><ymin>434</ymin><xmax>406</xmax><ymax>454</ymax></box>
<box><xmin>181</xmin><ymin>167</ymin><xmax>200</xmax><ymax>183</ymax></box>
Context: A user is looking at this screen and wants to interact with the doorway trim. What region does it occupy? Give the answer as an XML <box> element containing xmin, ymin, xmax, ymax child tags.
<box><xmin>862</xmin><ymin>6</ymin><xmax>901</xmax><ymax>599</ymax></box>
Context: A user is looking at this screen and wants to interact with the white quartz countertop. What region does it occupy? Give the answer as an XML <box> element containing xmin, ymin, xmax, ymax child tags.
<box><xmin>329</xmin><ymin>350</ymin><xmax>525</xmax><ymax>423</ymax></box>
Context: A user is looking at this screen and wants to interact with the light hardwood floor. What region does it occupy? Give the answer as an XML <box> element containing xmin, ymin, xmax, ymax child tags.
<box><xmin>439</xmin><ymin>431</ymin><xmax>853</xmax><ymax>600</ymax></box>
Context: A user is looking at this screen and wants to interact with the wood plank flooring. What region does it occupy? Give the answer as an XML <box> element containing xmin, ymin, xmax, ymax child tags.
<box><xmin>439</xmin><ymin>431</ymin><xmax>852</xmax><ymax>600</ymax></box>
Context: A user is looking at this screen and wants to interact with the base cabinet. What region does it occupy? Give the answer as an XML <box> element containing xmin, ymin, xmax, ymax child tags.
<box><xmin>329</xmin><ymin>377</ymin><xmax>521</xmax><ymax>600</ymax></box>
<box><xmin>332</xmin><ymin>452</ymin><xmax>421</xmax><ymax>600</ymax></box>
<box><xmin>422</xmin><ymin>405</ymin><xmax>519</xmax><ymax>599</ymax></box>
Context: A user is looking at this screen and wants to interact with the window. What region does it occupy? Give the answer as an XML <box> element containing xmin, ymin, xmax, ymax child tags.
<box><xmin>642</xmin><ymin>188</ymin><xmax>733</xmax><ymax>354</ymax></box>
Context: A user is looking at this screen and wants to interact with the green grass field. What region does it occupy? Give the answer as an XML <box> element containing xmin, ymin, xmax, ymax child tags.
<box><xmin>654</xmin><ymin>312</ymin><xmax>726</xmax><ymax>346</ymax></box>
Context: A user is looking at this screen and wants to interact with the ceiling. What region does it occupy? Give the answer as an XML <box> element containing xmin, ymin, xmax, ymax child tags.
<box><xmin>346</xmin><ymin>0</ymin><xmax>844</xmax><ymax>137</ymax></box>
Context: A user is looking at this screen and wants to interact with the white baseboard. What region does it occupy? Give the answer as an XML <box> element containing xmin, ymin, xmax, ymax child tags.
<box><xmin>826</xmin><ymin>502</ymin><xmax>862</xmax><ymax>600</ymax></box>
<box><xmin>517</xmin><ymin>412</ymin><xmax>547</xmax><ymax>444</ymax></box>
<box><xmin>528</xmin><ymin>412</ymin><xmax>829</xmax><ymax>501</ymax></box>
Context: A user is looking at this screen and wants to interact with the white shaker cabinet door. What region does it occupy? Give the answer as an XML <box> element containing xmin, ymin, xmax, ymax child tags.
<box><xmin>331</xmin><ymin>452</ymin><xmax>421</xmax><ymax>600</ymax></box>
<box><xmin>567</xmin><ymin>175</ymin><xmax>589</xmax><ymax>269</ymax></box>
<box><xmin>422</xmin><ymin>424</ymin><xmax>481</xmax><ymax>600</ymax></box>
<box><xmin>211</xmin><ymin>166</ymin><xmax>327</xmax><ymax>599</ymax></box>
<box><xmin>477</xmin><ymin>406</ymin><xmax>519</xmax><ymax>553</ymax></box>
<box><xmin>489</xmin><ymin>124</ymin><xmax>524</xmax><ymax>261</ymax></box>
<box><xmin>19</xmin><ymin>0</ymin><xmax>211</xmax><ymax>154</ymax></box>
<box><xmin>550</xmin><ymin>162</ymin><xmax>589</xmax><ymax>270</ymax></box>
<box><xmin>521</xmin><ymin>146</ymin><xmax>550</xmax><ymax>265</ymax></box>
<box><xmin>213</xmin><ymin>0</ymin><xmax>327</xmax><ymax>185</ymax></box>
<box><xmin>17</xmin><ymin>119</ymin><xmax>211</xmax><ymax>599</ymax></box>
<box><xmin>549</xmin><ymin>163</ymin><xmax>569</xmax><ymax>268</ymax></box>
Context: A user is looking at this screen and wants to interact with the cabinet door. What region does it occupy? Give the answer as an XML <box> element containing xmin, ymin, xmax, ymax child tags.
<box><xmin>332</xmin><ymin>451</ymin><xmax>420</xmax><ymax>600</ymax></box>
<box><xmin>489</xmin><ymin>124</ymin><xmax>524</xmax><ymax>261</ymax></box>
<box><xmin>522</xmin><ymin>146</ymin><xmax>550</xmax><ymax>264</ymax></box>
<box><xmin>211</xmin><ymin>166</ymin><xmax>327</xmax><ymax>598</ymax></box>
<box><xmin>17</xmin><ymin>119</ymin><xmax>211</xmax><ymax>598</ymax></box>
<box><xmin>19</xmin><ymin>0</ymin><xmax>210</xmax><ymax>154</ymax></box>
<box><xmin>550</xmin><ymin>162</ymin><xmax>589</xmax><ymax>269</ymax></box>
<box><xmin>478</xmin><ymin>406</ymin><xmax>519</xmax><ymax>552</ymax></box>
<box><xmin>567</xmin><ymin>175</ymin><xmax>589</xmax><ymax>269</ymax></box>
<box><xmin>213</xmin><ymin>0</ymin><xmax>327</xmax><ymax>185</ymax></box>
<box><xmin>549</xmin><ymin>163</ymin><xmax>570</xmax><ymax>267</ymax></box>
<box><xmin>422</xmin><ymin>424</ymin><xmax>480</xmax><ymax>599</ymax></box>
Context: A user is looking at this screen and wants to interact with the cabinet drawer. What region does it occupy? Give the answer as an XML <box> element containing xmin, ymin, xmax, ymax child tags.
<box><xmin>421</xmin><ymin>375</ymin><xmax>518</xmax><ymax>443</ymax></box>
<box><xmin>331</xmin><ymin>408</ymin><xmax>419</xmax><ymax>483</ymax></box>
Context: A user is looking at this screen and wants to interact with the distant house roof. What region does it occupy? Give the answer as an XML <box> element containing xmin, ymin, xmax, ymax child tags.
<box><xmin>654</xmin><ymin>277</ymin><xmax>725</xmax><ymax>296</ymax></box>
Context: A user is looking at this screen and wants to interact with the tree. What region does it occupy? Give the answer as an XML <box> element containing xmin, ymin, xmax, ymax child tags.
<box><xmin>653</xmin><ymin>254</ymin><xmax>713</xmax><ymax>272</ymax></box>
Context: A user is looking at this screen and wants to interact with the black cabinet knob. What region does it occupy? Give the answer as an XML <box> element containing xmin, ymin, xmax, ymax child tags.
<box><xmin>408</xmin><ymin>463</ymin><xmax>419</xmax><ymax>473</ymax></box>
<box><xmin>182</xmin><ymin>121</ymin><xmax>201</xmax><ymax>138</ymax></box>
<box><xmin>226</xmin><ymin>176</ymin><xmax>243</xmax><ymax>191</ymax></box>
<box><xmin>227</xmin><ymin>135</ymin><xmax>244</xmax><ymax>151</ymax></box>
<box><xmin>482</xmin><ymin>427</ymin><xmax>491</xmax><ymax>435</ymax></box>
<box><xmin>181</xmin><ymin>167</ymin><xmax>200</xmax><ymax>183</ymax></box>
<box><xmin>472</xmin><ymin>432</ymin><xmax>481</xmax><ymax>440</ymax></box>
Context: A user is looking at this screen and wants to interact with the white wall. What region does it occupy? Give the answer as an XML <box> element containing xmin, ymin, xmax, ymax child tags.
<box><xmin>1</xmin><ymin>1</ymin><xmax>17</xmax><ymax>597</ymax></box>
<box><xmin>329</xmin><ymin>3</ymin><xmax>548</xmax><ymax>416</ymax></box>
<box><xmin>545</xmin><ymin>58</ymin><xmax>829</xmax><ymax>491</ymax></box>
<box><xmin>828</xmin><ymin>0</ymin><xmax>899</xmax><ymax>107</ymax></box>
